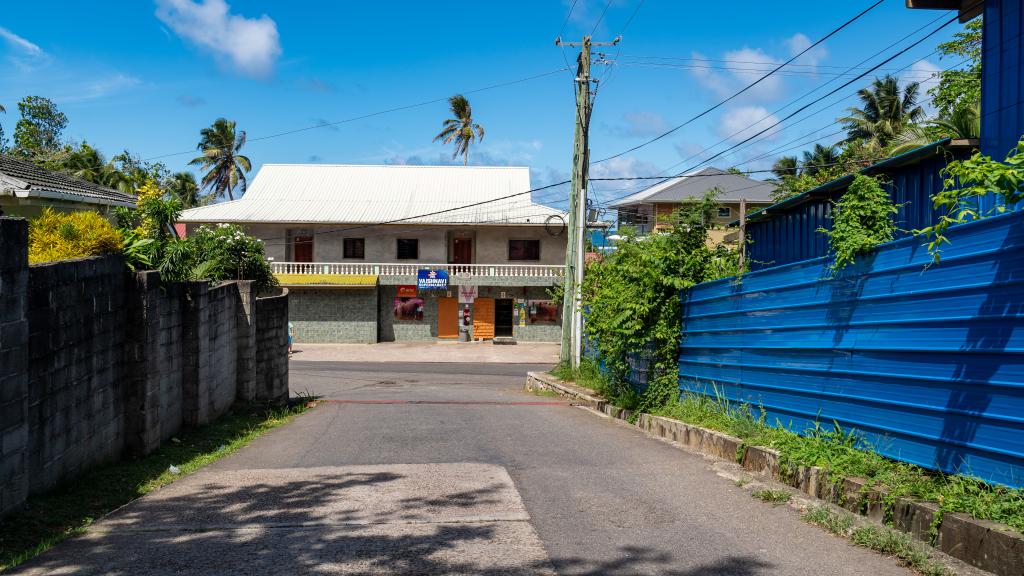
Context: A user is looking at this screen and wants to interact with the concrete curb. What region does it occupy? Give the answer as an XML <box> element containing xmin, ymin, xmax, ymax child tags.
<box><xmin>525</xmin><ymin>372</ymin><xmax>1024</xmax><ymax>576</ymax></box>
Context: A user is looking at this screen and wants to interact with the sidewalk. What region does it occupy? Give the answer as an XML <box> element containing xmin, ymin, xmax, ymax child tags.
<box><xmin>291</xmin><ymin>341</ymin><xmax>560</xmax><ymax>364</ymax></box>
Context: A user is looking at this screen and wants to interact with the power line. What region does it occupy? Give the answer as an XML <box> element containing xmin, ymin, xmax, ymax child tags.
<box><xmin>143</xmin><ymin>67</ymin><xmax>568</xmax><ymax>162</ymax></box>
<box><xmin>591</xmin><ymin>0</ymin><xmax>615</xmax><ymax>35</ymax></box>
<box><xmin>558</xmin><ymin>0</ymin><xmax>581</xmax><ymax>39</ymax></box>
<box><xmin>591</xmin><ymin>0</ymin><xmax>886</xmax><ymax>164</ymax></box>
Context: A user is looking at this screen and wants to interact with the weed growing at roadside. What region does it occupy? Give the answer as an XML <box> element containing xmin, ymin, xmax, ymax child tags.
<box><xmin>850</xmin><ymin>525</ymin><xmax>949</xmax><ymax>576</ymax></box>
<box><xmin>531</xmin><ymin>388</ymin><xmax>560</xmax><ymax>398</ymax></box>
<box><xmin>803</xmin><ymin>505</ymin><xmax>854</xmax><ymax>535</ymax></box>
<box><xmin>752</xmin><ymin>489</ymin><xmax>792</xmax><ymax>504</ymax></box>
<box><xmin>735</xmin><ymin>478</ymin><xmax>750</xmax><ymax>487</ymax></box>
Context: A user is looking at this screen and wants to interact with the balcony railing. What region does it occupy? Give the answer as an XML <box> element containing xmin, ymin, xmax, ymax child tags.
<box><xmin>271</xmin><ymin>262</ymin><xmax>565</xmax><ymax>278</ymax></box>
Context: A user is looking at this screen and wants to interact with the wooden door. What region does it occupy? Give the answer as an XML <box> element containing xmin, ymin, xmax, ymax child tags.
<box><xmin>437</xmin><ymin>297</ymin><xmax>459</xmax><ymax>339</ymax></box>
<box><xmin>473</xmin><ymin>298</ymin><xmax>495</xmax><ymax>340</ymax></box>
<box><xmin>293</xmin><ymin>235</ymin><xmax>314</xmax><ymax>262</ymax></box>
<box><xmin>452</xmin><ymin>238</ymin><xmax>473</xmax><ymax>264</ymax></box>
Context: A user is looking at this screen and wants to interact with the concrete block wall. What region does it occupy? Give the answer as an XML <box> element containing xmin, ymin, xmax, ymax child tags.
<box><xmin>0</xmin><ymin>218</ymin><xmax>29</xmax><ymax>517</ymax></box>
<box><xmin>0</xmin><ymin>217</ymin><xmax>290</xmax><ymax>518</ymax></box>
<box><xmin>254</xmin><ymin>288</ymin><xmax>289</xmax><ymax>403</ymax></box>
<box><xmin>289</xmin><ymin>287</ymin><xmax>377</xmax><ymax>343</ymax></box>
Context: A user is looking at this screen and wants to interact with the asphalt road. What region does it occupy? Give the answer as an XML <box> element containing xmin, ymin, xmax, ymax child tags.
<box><xmin>12</xmin><ymin>360</ymin><xmax>913</xmax><ymax>575</ymax></box>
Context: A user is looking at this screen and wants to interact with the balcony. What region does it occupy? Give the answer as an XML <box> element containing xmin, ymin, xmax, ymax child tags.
<box><xmin>271</xmin><ymin>262</ymin><xmax>565</xmax><ymax>287</ymax></box>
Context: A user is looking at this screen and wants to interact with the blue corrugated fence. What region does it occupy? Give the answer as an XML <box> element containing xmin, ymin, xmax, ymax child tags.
<box><xmin>680</xmin><ymin>210</ymin><xmax>1024</xmax><ymax>487</ymax></box>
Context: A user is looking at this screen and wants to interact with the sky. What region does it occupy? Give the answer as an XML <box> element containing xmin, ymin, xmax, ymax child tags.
<box><xmin>0</xmin><ymin>1</ymin><xmax>968</xmax><ymax>213</ymax></box>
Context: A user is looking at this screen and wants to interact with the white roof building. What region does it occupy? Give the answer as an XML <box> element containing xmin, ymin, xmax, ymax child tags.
<box><xmin>179</xmin><ymin>164</ymin><xmax>564</xmax><ymax>226</ymax></box>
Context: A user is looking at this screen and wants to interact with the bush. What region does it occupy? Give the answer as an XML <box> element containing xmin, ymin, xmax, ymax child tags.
<box><xmin>819</xmin><ymin>174</ymin><xmax>897</xmax><ymax>274</ymax></box>
<box><xmin>28</xmin><ymin>208</ymin><xmax>122</xmax><ymax>264</ymax></box>
<box><xmin>159</xmin><ymin>224</ymin><xmax>277</xmax><ymax>291</ymax></box>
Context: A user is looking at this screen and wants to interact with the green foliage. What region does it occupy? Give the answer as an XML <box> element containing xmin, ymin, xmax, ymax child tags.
<box><xmin>649</xmin><ymin>392</ymin><xmax>1024</xmax><ymax>533</ymax></box>
<box><xmin>819</xmin><ymin>174</ymin><xmax>897</xmax><ymax>274</ymax></box>
<box><xmin>850</xmin><ymin>525</ymin><xmax>950</xmax><ymax>575</ymax></box>
<box><xmin>917</xmin><ymin>139</ymin><xmax>1024</xmax><ymax>262</ymax></box>
<box><xmin>931</xmin><ymin>18</ymin><xmax>982</xmax><ymax>118</ymax></box>
<box><xmin>27</xmin><ymin>208</ymin><xmax>122</xmax><ymax>264</ymax></box>
<box><xmin>581</xmin><ymin>192</ymin><xmax>743</xmax><ymax>414</ymax></box>
<box><xmin>752</xmin><ymin>489</ymin><xmax>791</xmax><ymax>504</ymax></box>
<box><xmin>13</xmin><ymin>96</ymin><xmax>67</xmax><ymax>156</ymax></box>
<box><xmin>434</xmin><ymin>94</ymin><xmax>485</xmax><ymax>166</ymax></box>
<box><xmin>840</xmin><ymin>75</ymin><xmax>925</xmax><ymax>152</ymax></box>
<box><xmin>189</xmin><ymin>118</ymin><xmax>251</xmax><ymax>201</ymax></box>
<box><xmin>803</xmin><ymin>505</ymin><xmax>855</xmax><ymax>534</ymax></box>
<box><xmin>159</xmin><ymin>224</ymin><xmax>277</xmax><ymax>291</ymax></box>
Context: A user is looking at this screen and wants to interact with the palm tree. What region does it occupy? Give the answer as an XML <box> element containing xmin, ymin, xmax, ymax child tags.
<box><xmin>889</xmin><ymin>102</ymin><xmax>981</xmax><ymax>156</ymax></box>
<box><xmin>801</xmin><ymin>144</ymin><xmax>841</xmax><ymax>177</ymax></box>
<box><xmin>840</xmin><ymin>75</ymin><xmax>925</xmax><ymax>151</ymax></box>
<box><xmin>771</xmin><ymin>156</ymin><xmax>799</xmax><ymax>180</ymax></box>
<box><xmin>167</xmin><ymin>171</ymin><xmax>201</xmax><ymax>208</ymax></box>
<box><xmin>189</xmin><ymin>118</ymin><xmax>251</xmax><ymax>201</ymax></box>
<box><xmin>434</xmin><ymin>94</ymin><xmax>484</xmax><ymax>165</ymax></box>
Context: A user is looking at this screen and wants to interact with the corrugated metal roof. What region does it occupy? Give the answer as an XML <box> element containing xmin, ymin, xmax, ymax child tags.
<box><xmin>0</xmin><ymin>154</ymin><xmax>137</xmax><ymax>207</ymax></box>
<box><xmin>609</xmin><ymin>167</ymin><xmax>777</xmax><ymax>208</ymax></box>
<box><xmin>179</xmin><ymin>164</ymin><xmax>565</xmax><ymax>225</ymax></box>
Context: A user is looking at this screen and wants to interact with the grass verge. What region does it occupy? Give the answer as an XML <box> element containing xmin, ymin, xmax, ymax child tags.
<box><xmin>0</xmin><ymin>402</ymin><xmax>312</xmax><ymax>571</ymax></box>
<box><xmin>553</xmin><ymin>358</ymin><xmax>1024</xmax><ymax>534</ymax></box>
<box><xmin>752</xmin><ymin>489</ymin><xmax>792</xmax><ymax>504</ymax></box>
<box><xmin>802</xmin><ymin>506</ymin><xmax>949</xmax><ymax>576</ymax></box>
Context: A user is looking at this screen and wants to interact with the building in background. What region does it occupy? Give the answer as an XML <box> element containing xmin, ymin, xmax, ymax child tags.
<box><xmin>0</xmin><ymin>154</ymin><xmax>136</xmax><ymax>219</ymax></box>
<box><xmin>609</xmin><ymin>167</ymin><xmax>776</xmax><ymax>243</ymax></box>
<box><xmin>178</xmin><ymin>164</ymin><xmax>567</xmax><ymax>343</ymax></box>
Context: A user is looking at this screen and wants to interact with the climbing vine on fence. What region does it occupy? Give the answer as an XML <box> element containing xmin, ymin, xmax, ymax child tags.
<box><xmin>818</xmin><ymin>174</ymin><xmax>898</xmax><ymax>275</ymax></box>
<box><xmin>917</xmin><ymin>138</ymin><xmax>1024</xmax><ymax>262</ymax></box>
<box><xmin>581</xmin><ymin>191</ymin><xmax>742</xmax><ymax>414</ymax></box>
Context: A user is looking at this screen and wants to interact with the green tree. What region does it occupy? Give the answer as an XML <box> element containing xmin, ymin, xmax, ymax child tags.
<box><xmin>931</xmin><ymin>18</ymin><xmax>982</xmax><ymax>117</ymax></box>
<box><xmin>189</xmin><ymin>118</ymin><xmax>251</xmax><ymax>200</ymax></box>
<box><xmin>13</xmin><ymin>96</ymin><xmax>68</xmax><ymax>156</ymax></box>
<box><xmin>433</xmin><ymin>94</ymin><xmax>485</xmax><ymax>166</ymax></box>
<box><xmin>890</xmin><ymin>102</ymin><xmax>981</xmax><ymax>155</ymax></box>
<box><xmin>840</xmin><ymin>75</ymin><xmax>925</xmax><ymax>151</ymax></box>
<box><xmin>167</xmin><ymin>171</ymin><xmax>202</xmax><ymax>208</ymax></box>
<box><xmin>112</xmin><ymin>149</ymin><xmax>169</xmax><ymax>193</ymax></box>
<box><xmin>0</xmin><ymin>103</ymin><xmax>8</xmax><ymax>152</ymax></box>
<box><xmin>801</xmin><ymin>144</ymin><xmax>841</xmax><ymax>177</ymax></box>
<box><xmin>771</xmin><ymin>156</ymin><xmax>799</xmax><ymax>179</ymax></box>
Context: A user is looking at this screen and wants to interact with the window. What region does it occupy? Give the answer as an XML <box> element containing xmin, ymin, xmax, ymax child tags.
<box><xmin>343</xmin><ymin>238</ymin><xmax>365</xmax><ymax>259</ymax></box>
<box><xmin>396</xmin><ymin>238</ymin><xmax>418</xmax><ymax>260</ymax></box>
<box><xmin>717</xmin><ymin>207</ymin><xmax>732</xmax><ymax>218</ymax></box>
<box><xmin>508</xmin><ymin>239</ymin><xmax>541</xmax><ymax>261</ymax></box>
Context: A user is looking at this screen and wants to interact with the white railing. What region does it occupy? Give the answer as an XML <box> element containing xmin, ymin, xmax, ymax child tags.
<box><xmin>271</xmin><ymin>262</ymin><xmax>565</xmax><ymax>278</ymax></box>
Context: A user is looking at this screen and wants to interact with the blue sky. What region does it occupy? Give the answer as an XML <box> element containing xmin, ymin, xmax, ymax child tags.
<box><xmin>0</xmin><ymin>1</ymin><xmax>966</xmax><ymax>209</ymax></box>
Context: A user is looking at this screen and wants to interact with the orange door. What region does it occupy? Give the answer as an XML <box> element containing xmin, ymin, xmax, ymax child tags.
<box><xmin>473</xmin><ymin>298</ymin><xmax>495</xmax><ymax>340</ymax></box>
<box><xmin>437</xmin><ymin>297</ymin><xmax>459</xmax><ymax>339</ymax></box>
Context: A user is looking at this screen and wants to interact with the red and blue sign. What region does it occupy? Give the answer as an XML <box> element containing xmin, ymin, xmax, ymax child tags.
<box><xmin>416</xmin><ymin>269</ymin><xmax>448</xmax><ymax>291</ymax></box>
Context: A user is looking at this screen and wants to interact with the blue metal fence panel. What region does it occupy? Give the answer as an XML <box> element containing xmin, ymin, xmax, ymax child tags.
<box><xmin>981</xmin><ymin>0</ymin><xmax>1024</xmax><ymax>167</ymax></box>
<box><xmin>680</xmin><ymin>210</ymin><xmax>1024</xmax><ymax>487</ymax></box>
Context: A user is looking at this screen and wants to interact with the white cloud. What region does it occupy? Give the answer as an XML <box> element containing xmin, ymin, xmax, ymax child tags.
<box><xmin>689</xmin><ymin>48</ymin><xmax>783</xmax><ymax>102</ymax></box>
<box><xmin>785</xmin><ymin>32</ymin><xmax>828</xmax><ymax>71</ymax></box>
<box><xmin>155</xmin><ymin>0</ymin><xmax>281</xmax><ymax>78</ymax></box>
<box><xmin>717</xmin><ymin>106</ymin><xmax>782</xmax><ymax>143</ymax></box>
<box><xmin>0</xmin><ymin>26</ymin><xmax>43</xmax><ymax>56</ymax></box>
<box><xmin>902</xmin><ymin>59</ymin><xmax>942</xmax><ymax>116</ymax></box>
<box><xmin>609</xmin><ymin>111</ymin><xmax>670</xmax><ymax>138</ymax></box>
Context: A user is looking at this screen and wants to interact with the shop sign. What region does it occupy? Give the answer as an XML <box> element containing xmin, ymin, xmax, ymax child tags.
<box><xmin>397</xmin><ymin>285</ymin><xmax>418</xmax><ymax>297</ymax></box>
<box><xmin>417</xmin><ymin>269</ymin><xmax>449</xmax><ymax>291</ymax></box>
<box><xmin>458</xmin><ymin>285</ymin><xmax>478</xmax><ymax>304</ymax></box>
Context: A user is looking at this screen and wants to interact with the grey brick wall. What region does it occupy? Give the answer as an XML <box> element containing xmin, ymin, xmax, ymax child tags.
<box><xmin>0</xmin><ymin>218</ymin><xmax>29</xmax><ymax>517</ymax></box>
<box><xmin>290</xmin><ymin>287</ymin><xmax>377</xmax><ymax>343</ymax></box>
<box><xmin>254</xmin><ymin>288</ymin><xmax>289</xmax><ymax>404</ymax></box>
<box><xmin>0</xmin><ymin>217</ymin><xmax>289</xmax><ymax>518</ymax></box>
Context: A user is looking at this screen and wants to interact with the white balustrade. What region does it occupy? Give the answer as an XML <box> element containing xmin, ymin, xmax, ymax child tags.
<box><xmin>271</xmin><ymin>262</ymin><xmax>564</xmax><ymax>278</ymax></box>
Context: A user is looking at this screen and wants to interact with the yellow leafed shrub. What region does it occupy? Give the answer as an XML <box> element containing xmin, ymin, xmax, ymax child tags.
<box><xmin>28</xmin><ymin>208</ymin><xmax>123</xmax><ymax>264</ymax></box>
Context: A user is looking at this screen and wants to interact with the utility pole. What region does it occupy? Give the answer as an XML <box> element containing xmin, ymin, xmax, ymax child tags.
<box><xmin>738</xmin><ymin>198</ymin><xmax>747</xmax><ymax>271</ymax></box>
<box><xmin>557</xmin><ymin>35</ymin><xmax>619</xmax><ymax>368</ymax></box>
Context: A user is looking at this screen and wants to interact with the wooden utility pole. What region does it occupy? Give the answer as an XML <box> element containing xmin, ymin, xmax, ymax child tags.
<box><xmin>557</xmin><ymin>35</ymin><xmax>619</xmax><ymax>368</ymax></box>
